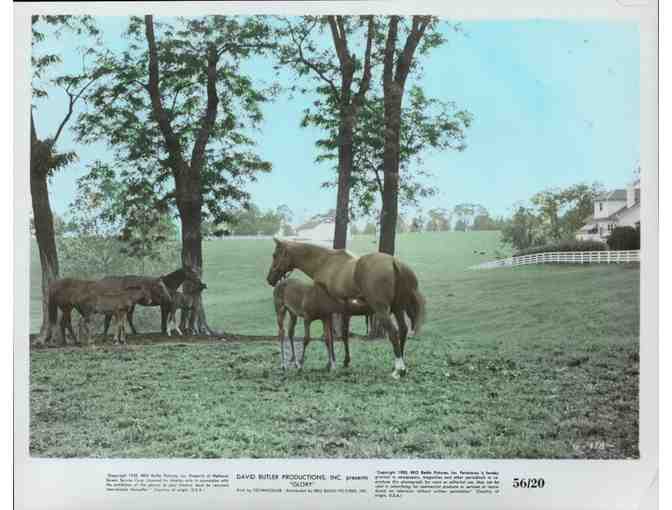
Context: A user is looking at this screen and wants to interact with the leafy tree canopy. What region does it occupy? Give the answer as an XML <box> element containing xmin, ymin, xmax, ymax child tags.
<box><xmin>74</xmin><ymin>16</ymin><xmax>276</xmax><ymax>243</ymax></box>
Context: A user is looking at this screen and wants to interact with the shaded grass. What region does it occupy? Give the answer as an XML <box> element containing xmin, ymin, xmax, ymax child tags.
<box><xmin>28</xmin><ymin>232</ymin><xmax>639</xmax><ymax>458</ymax></box>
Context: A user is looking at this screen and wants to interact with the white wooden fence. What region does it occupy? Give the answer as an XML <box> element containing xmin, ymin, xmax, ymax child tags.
<box><xmin>470</xmin><ymin>250</ymin><xmax>640</xmax><ymax>270</ymax></box>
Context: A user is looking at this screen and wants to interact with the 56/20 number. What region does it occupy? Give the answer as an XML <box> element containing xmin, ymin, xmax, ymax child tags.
<box><xmin>512</xmin><ymin>478</ymin><xmax>545</xmax><ymax>489</ymax></box>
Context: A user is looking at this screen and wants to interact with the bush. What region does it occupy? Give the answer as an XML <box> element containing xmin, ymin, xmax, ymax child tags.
<box><xmin>515</xmin><ymin>239</ymin><xmax>607</xmax><ymax>256</ymax></box>
<box><xmin>607</xmin><ymin>226</ymin><xmax>640</xmax><ymax>251</ymax></box>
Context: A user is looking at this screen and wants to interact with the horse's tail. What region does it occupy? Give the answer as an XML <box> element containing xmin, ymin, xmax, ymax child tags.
<box><xmin>393</xmin><ymin>260</ymin><xmax>426</xmax><ymax>336</ymax></box>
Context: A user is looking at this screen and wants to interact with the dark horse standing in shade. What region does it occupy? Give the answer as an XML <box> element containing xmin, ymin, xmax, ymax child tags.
<box><xmin>100</xmin><ymin>267</ymin><xmax>200</xmax><ymax>335</ymax></box>
<box><xmin>266</xmin><ymin>239</ymin><xmax>426</xmax><ymax>378</ymax></box>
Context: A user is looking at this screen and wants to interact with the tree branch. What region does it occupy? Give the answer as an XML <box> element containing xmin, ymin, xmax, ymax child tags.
<box><xmin>51</xmin><ymin>76</ymin><xmax>98</xmax><ymax>146</ymax></box>
<box><xmin>394</xmin><ymin>15</ymin><xmax>431</xmax><ymax>86</ymax></box>
<box><xmin>190</xmin><ymin>43</ymin><xmax>219</xmax><ymax>173</ymax></box>
<box><xmin>327</xmin><ymin>16</ymin><xmax>349</xmax><ymax>67</ymax></box>
<box><xmin>144</xmin><ymin>15</ymin><xmax>185</xmax><ymax>170</ymax></box>
<box><xmin>351</xmin><ymin>16</ymin><xmax>374</xmax><ymax>111</ymax></box>
<box><xmin>286</xmin><ymin>18</ymin><xmax>340</xmax><ymax>98</ymax></box>
<box><xmin>383</xmin><ymin>16</ymin><xmax>399</xmax><ymax>91</ymax></box>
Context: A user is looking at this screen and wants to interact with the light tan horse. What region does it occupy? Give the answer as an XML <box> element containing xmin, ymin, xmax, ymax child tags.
<box><xmin>273</xmin><ymin>278</ymin><xmax>371</xmax><ymax>370</ymax></box>
<box><xmin>266</xmin><ymin>239</ymin><xmax>425</xmax><ymax>378</ymax></box>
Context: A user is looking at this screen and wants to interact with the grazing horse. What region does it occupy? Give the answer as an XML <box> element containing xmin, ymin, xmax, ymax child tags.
<box><xmin>273</xmin><ymin>278</ymin><xmax>371</xmax><ymax>370</ymax></box>
<box><xmin>41</xmin><ymin>277</ymin><xmax>164</xmax><ymax>345</ymax></box>
<box><xmin>78</xmin><ymin>286</ymin><xmax>153</xmax><ymax>345</ymax></box>
<box><xmin>100</xmin><ymin>267</ymin><xmax>200</xmax><ymax>335</ymax></box>
<box><xmin>266</xmin><ymin>239</ymin><xmax>425</xmax><ymax>378</ymax></box>
<box><xmin>166</xmin><ymin>281</ymin><xmax>208</xmax><ymax>335</ymax></box>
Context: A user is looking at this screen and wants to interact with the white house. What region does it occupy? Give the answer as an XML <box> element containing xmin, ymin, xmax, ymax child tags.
<box><xmin>295</xmin><ymin>210</ymin><xmax>352</xmax><ymax>246</ymax></box>
<box><xmin>576</xmin><ymin>177</ymin><xmax>640</xmax><ymax>242</ymax></box>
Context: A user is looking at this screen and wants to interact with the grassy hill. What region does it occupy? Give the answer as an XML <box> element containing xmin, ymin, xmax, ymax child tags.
<box><xmin>28</xmin><ymin>232</ymin><xmax>640</xmax><ymax>458</ymax></box>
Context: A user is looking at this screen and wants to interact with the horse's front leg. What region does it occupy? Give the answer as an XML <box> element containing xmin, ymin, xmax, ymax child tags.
<box><xmin>120</xmin><ymin>311</ymin><xmax>128</xmax><ymax>344</ymax></box>
<box><xmin>299</xmin><ymin>319</ymin><xmax>312</xmax><ymax>369</ymax></box>
<box><xmin>179</xmin><ymin>308</ymin><xmax>189</xmax><ymax>335</ymax></box>
<box><xmin>111</xmin><ymin>313</ymin><xmax>120</xmax><ymax>345</ymax></box>
<box><xmin>63</xmin><ymin>308</ymin><xmax>77</xmax><ymax>345</ymax></box>
<box><xmin>324</xmin><ymin>317</ymin><xmax>336</xmax><ymax>371</ymax></box>
<box><xmin>160</xmin><ymin>305</ymin><xmax>168</xmax><ymax>334</ymax></box>
<box><xmin>103</xmin><ymin>313</ymin><xmax>112</xmax><ymax>337</ymax></box>
<box><xmin>342</xmin><ymin>314</ymin><xmax>352</xmax><ymax>368</ymax></box>
<box><xmin>277</xmin><ymin>307</ymin><xmax>287</xmax><ymax>370</ymax></box>
<box><xmin>125</xmin><ymin>305</ymin><xmax>138</xmax><ymax>335</ymax></box>
<box><xmin>288</xmin><ymin>313</ymin><xmax>299</xmax><ymax>369</ymax></box>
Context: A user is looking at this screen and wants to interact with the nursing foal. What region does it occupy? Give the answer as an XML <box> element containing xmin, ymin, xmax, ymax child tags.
<box><xmin>273</xmin><ymin>278</ymin><xmax>371</xmax><ymax>370</ymax></box>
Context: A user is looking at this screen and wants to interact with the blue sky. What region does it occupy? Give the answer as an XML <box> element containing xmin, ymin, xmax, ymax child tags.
<box><xmin>32</xmin><ymin>17</ymin><xmax>640</xmax><ymax>226</ymax></box>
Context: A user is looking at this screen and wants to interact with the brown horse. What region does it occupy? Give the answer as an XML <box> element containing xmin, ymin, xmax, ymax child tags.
<box><xmin>166</xmin><ymin>281</ymin><xmax>208</xmax><ymax>335</ymax></box>
<box><xmin>100</xmin><ymin>267</ymin><xmax>199</xmax><ymax>335</ymax></box>
<box><xmin>273</xmin><ymin>278</ymin><xmax>371</xmax><ymax>370</ymax></box>
<box><xmin>78</xmin><ymin>286</ymin><xmax>153</xmax><ymax>345</ymax></box>
<box><xmin>40</xmin><ymin>276</ymin><xmax>171</xmax><ymax>346</ymax></box>
<box><xmin>266</xmin><ymin>239</ymin><xmax>425</xmax><ymax>378</ymax></box>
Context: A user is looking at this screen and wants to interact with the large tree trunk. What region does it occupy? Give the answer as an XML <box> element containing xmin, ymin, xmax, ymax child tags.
<box><xmin>378</xmin><ymin>92</ymin><xmax>403</xmax><ymax>256</ymax></box>
<box><xmin>30</xmin><ymin>168</ymin><xmax>60</xmax><ymax>342</ymax></box>
<box><xmin>145</xmin><ymin>16</ymin><xmax>220</xmax><ymax>336</ymax></box>
<box><xmin>333</xmin><ymin>118</ymin><xmax>354</xmax><ymax>250</ymax></box>
<box><xmin>378</xmin><ymin>15</ymin><xmax>431</xmax><ymax>255</ymax></box>
<box><xmin>177</xmin><ymin>189</ymin><xmax>215</xmax><ymax>336</ymax></box>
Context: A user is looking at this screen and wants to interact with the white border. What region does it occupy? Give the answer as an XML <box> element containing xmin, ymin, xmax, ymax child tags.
<box><xmin>13</xmin><ymin>2</ymin><xmax>659</xmax><ymax>510</ymax></box>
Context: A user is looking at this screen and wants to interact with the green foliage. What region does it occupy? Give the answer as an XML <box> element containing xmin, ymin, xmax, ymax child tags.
<box><xmin>74</xmin><ymin>16</ymin><xmax>275</xmax><ymax>242</ymax></box>
<box><xmin>530</xmin><ymin>183</ymin><xmax>604</xmax><ymax>242</ymax></box>
<box><xmin>607</xmin><ymin>226</ymin><xmax>640</xmax><ymax>251</ymax></box>
<box><xmin>230</xmin><ymin>204</ymin><xmax>291</xmax><ymax>236</ymax></box>
<box><xmin>31</xmin><ymin>16</ymin><xmax>102</xmax><ymax>180</ymax></box>
<box><xmin>454</xmin><ymin>219</ymin><xmax>467</xmax><ymax>232</ymax></box>
<box><xmin>472</xmin><ymin>213</ymin><xmax>505</xmax><ymax>231</ymax></box>
<box><xmin>59</xmin><ymin>163</ymin><xmax>180</xmax><ymax>309</ymax></box>
<box><xmin>312</xmin><ymin>88</ymin><xmax>473</xmax><ymax>218</ymax></box>
<box><xmin>425</xmin><ymin>208</ymin><xmax>451</xmax><ymax>231</ymax></box>
<box><xmin>410</xmin><ymin>214</ymin><xmax>424</xmax><ymax>233</ymax></box>
<box><xmin>500</xmin><ymin>205</ymin><xmax>546</xmax><ymax>250</ymax></box>
<box><xmin>31</xmin><ymin>15</ymin><xmax>100</xmax><ymax>98</ymax></box>
<box><xmin>501</xmin><ymin>184</ymin><xmax>603</xmax><ymax>251</ymax></box>
<box><xmin>451</xmin><ymin>203</ymin><xmax>487</xmax><ymax>230</ymax></box>
<box><xmin>515</xmin><ymin>239</ymin><xmax>607</xmax><ymax>256</ymax></box>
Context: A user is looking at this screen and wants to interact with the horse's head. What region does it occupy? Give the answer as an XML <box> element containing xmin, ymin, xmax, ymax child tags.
<box><xmin>267</xmin><ymin>238</ymin><xmax>293</xmax><ymax>286</ymax></box>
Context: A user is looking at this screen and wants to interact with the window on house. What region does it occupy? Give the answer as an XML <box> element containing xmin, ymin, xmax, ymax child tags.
<box><xmin>608</xmin><ymin>223</ymin><xmax>615</xmax><ymax>232</ymax></box>
<box><xmin>599</xmin><ymin>202</ymin><xmax>603</xmax><ymax>212</ymax></box>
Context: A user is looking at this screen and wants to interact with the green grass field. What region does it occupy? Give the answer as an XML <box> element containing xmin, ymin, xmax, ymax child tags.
<box><xmin>28</xmin><ymin>232</ymin><xmax>640</xmax><ymax>458</ymax></box>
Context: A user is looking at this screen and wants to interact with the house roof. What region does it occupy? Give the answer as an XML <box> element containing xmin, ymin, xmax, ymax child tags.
<box><xmin>581</xmin><ymin>202</ymin><xmax>640</xmax><ymax>228</ymax></box>
<box><xmin>598</xmin><ymin>189</ymin><xmax>627</xmax><ymax>201</ymax></box>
